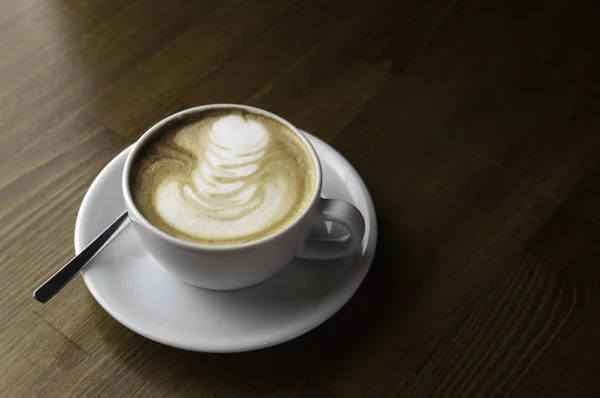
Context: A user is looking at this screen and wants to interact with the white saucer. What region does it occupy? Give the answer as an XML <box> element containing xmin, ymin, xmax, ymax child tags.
<box><xmin>76</xmin><ymin>132</ymin><xmax>377</xmax><ymax>352</ymax></box>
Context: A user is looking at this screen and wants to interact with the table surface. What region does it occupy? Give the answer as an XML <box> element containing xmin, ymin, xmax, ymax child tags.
<box><xmin>2</xmin><ymin>0</ymin><xmax>599</xmax><ymax>397</ymax></box>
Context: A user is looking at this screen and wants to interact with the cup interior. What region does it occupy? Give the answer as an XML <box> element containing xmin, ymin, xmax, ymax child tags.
<box><xmin>122</xmin><ymin>104</ymin><xmax>323</xmax><ymax>251</ymax></box>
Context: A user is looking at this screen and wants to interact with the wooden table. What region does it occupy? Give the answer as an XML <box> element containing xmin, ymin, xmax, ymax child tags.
<box><xmin>1</xmin><ymin>0</ymin><xmax>599</xmax><ymax>396</ymax></box>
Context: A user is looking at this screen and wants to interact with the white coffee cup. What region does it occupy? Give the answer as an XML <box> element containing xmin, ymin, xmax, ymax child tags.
<box><xmin>122</xmin><ymin>104</ymin><xmax>366</xmax><ymax>290</ymax></box>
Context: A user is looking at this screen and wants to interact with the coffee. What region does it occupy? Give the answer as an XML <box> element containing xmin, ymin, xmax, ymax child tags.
<box><xmin>130</xmin><ymin>109</ymin><xmax>317</xmax><ymax>246</ymax></box>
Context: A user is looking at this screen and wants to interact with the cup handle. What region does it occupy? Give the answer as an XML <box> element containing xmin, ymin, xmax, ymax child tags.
<box><xmin>297</xmin><ymin>198</ymin><xmax>366</xmax><ymax>260</ymax></box>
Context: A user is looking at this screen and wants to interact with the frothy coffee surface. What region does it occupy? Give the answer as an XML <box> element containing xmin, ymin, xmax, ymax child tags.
<box><xmin>130</xmin><ymin>110</ymin><xmax>317</xmax><ymax>245</ymax></box>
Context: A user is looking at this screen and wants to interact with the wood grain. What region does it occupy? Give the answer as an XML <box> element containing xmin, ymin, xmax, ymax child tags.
<box><xmin>1</xmin><ymin>0</ymin><xmax>600</xmax><ymax>396</ymax></box>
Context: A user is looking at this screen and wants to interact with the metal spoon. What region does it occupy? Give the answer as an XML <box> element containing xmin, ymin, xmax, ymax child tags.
<box><xmin>33</xmin><ymin>211</ymin><xmax>130</xmax><ymax>303</ymax></box>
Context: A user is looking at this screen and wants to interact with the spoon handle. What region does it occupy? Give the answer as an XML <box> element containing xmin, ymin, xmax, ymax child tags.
<box><xmin>33</xmin><ymin>211</ymin><xmax>130</xmax><ymax>303</ymax></box>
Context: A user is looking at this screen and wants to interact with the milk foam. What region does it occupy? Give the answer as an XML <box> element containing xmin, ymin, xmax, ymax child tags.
<box><xmin>152</xmin><ymin>115</ymin><xmax>298</xmax><ymax>241</ymax></box>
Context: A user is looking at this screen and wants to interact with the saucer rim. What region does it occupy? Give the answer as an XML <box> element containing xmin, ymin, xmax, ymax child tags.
<box><xmin>77</xmin><ymin>132</ymin><xmax>377</xmax><ymax>352</ymax></box>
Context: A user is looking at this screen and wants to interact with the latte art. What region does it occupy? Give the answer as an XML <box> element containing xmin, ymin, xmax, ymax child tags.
<box><xmin>155</xmin><ymin>115</ymin><xmax>294</xmax><ymax>239</ymax></box>
<box><xmin>130</xmin><ymin>110</ymin><xmax>316</xmax><ymax>245</ymax></box>
<box><xmin>185</xmin><ymin>115</ymin><xmax>269</xmax><ymax>219</ymax></box>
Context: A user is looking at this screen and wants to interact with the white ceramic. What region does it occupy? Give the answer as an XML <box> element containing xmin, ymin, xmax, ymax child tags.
<box><xmin>123</xmin><ymin>104</ymin><xmax>366</xmax><ymax>290</ymax></box>
<box><xmin>78</xmin><ymin>133</ymin><xmax>376</xmax><ymax>352</ymax></box>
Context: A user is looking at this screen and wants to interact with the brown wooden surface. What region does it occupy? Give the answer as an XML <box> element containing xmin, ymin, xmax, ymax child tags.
<box><xmin>1</xmin><ymin>0</ymin><xmax>600</xmax><ymax>396</ymax></box>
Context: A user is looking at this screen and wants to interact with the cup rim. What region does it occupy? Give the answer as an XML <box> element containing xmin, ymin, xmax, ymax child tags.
<box><xmin>122</xmin><ymin>103</ymin><xmax>323</xmax><ymax>252</ymax></box>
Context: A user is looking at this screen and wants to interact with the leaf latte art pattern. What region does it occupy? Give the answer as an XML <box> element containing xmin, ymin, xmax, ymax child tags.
<box><xmin>181</xmin><ymin>115</ymin><xmax>269</xmax><ymax>220</ymax></box>
<box><xmin>131</xmin><ymin>110</ymin><xmax>316</xmax><ymax>245</ymax></box>
<box><xmin>139</xmin><ymin>113</ymin><xmax>312</xmax><ymax>244</ymax></box>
